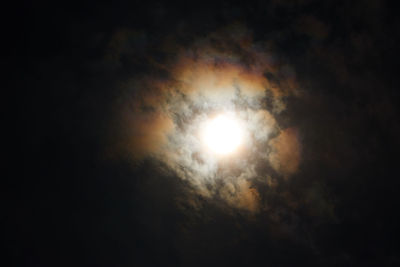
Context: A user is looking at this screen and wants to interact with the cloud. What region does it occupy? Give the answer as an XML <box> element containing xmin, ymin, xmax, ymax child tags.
<box><xmin>296</xmin><ymin>15</ymin><xmax>330</xmax><ymax>40</ymax></box>
<box><xmin>220</xmin><ymin>175</ymin><xmax>261</xmax><ymax>213</ymax></box>
<box><xmin>107</xmin><ymin>24</ymin><xmax>302</xmax><ymax>212</ymax></box>
<box><xmin>269</xmin><ymin>127</ymin><xmax>301</xmax><ymax>177</ymax></box>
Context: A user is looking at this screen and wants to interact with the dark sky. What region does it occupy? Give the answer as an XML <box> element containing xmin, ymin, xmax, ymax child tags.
<box><xmin>8</xmin><ymin>0</ymin><xmax>400</xmax><ymax>266</ymax></box>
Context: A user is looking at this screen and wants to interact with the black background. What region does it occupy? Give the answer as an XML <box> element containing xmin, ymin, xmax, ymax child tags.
<box><xmin>7</xmin><ymin>0</ymin><xmax>400</xmax><ymax>266</ymax></box>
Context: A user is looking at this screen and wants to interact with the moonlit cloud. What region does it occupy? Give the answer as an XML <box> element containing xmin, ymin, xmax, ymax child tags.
<box><xmin>109</xmin><ymin>25</ymin><xmax>301</xmax><ymax>212</ymax></box>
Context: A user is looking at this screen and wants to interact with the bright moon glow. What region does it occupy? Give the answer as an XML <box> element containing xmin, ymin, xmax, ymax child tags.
<box><xmin>203</xmin><ymin>114</ymin><xmax>243</xmax><ymax>155</ymax></box>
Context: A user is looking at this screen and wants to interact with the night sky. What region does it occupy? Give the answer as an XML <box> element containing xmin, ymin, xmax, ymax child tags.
<box><xmin>8</xmin><ymin>1</ymin><xmax>400</xmax><ymax>266</ymax></box>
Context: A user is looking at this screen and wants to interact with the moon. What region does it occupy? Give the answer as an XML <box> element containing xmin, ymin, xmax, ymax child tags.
<box><xmin>202</xmin><ymin>114</ymin><xmax>243</xmax><ymax>155</ymax></box>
